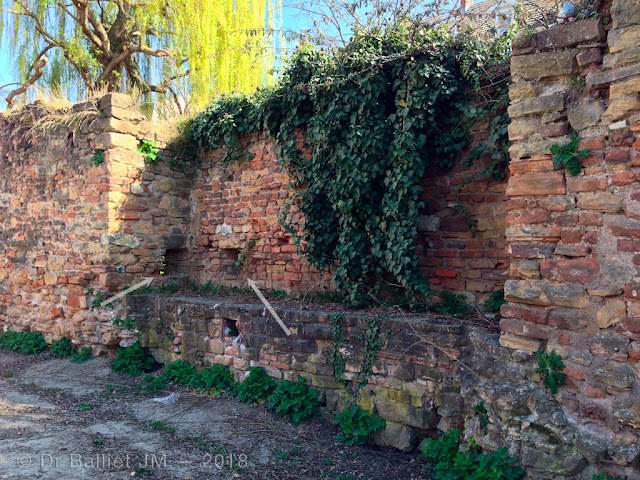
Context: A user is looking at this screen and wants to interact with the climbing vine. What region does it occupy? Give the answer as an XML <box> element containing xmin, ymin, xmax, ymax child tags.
<box><xmin>327</xmin><ymin>312</ymin><xmax>346</xmax><ymax>384</ymax></box>
<box><xmin>188</xmin><ymin>23</ymin><xmax>515</xmax><ymax>306</ymax></box>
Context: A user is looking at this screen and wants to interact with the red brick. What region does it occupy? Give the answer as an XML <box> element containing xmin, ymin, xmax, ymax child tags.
<box><xmin>578</xmin><ymin>137</ymin><xmax>605</xmax><ymax>150</ymax></box>
<box><xmin>566</xmin><ymin>177</ymin><xmax>607</xmax><ymax>193</ymax></box>
<box><xmin>555</xmin><ymin>214</ymin><xmax>579</xmax><ymax>226</ymax></box>
<box><xmin>583</xmin><ymin>231</ymin><xmax>600</xmax><ymax>244</ymax></box>
<box><xmin>514</xmin><ymin>210</ymin><xmax>552</xmax><ymax>225</ymax></box>
<box><xmin>610</xmin><ymin>131</ymin><xmax>635</xmax><ymax>147</ymax></box>
<box><xmin>460</xmin><ymin>251</ymin><xmax>485</xmax><ymax>259</ymax></box>
<box><xmin>68</xmin><ymin>295</ymin><xmax>87</xmax><ymax>309</ymax></box>
<box><xmin>618</xmin><ymin>239</ymin><xmax>640</xmax><ymax>252</ymax></box>
<box><xmin>522</xmin><ymin>307</ymin><xmax>549</xmax><ymax>325</ymax></box>
<box><xmin>624</xmin><ymin>281</ymin><xmax>640</xmax><ymax>302</ymax></box>
<box><xmin>500</xmin><ymin>304</ymin><xmax>524</xmax><ymax>319</ymax></box>
<box><xmin>547</xmin><ymin>310</ymin><xmax>588</xmax><ymax>330</ymax></box>
<box><xmin>435</xmin><ymin>268</ymin><xmax>458</xmax><ymax>279</ymax></box>
<box><xmin>579</xmin><ymin>213</ymin><xmax>603</xmax><ymax>226</ymax></box>
<box><xmin>623</xmin><ymin>317</ymin><xmax>640</xmax><ymax>333</ymax></box>
<box><xmin>554</xmin><ymin>245</ymin><xmax>591</xmax><ymax>257</ymax></box>
<box><xmin>612</xmin><ymin>170</ymin><xmax>636</xmax><ymax>186</ymax></box>
<box><xmin>561</xmin><ymin>230</ymin><xmax>585</xmax><ymax>243</ymax></box>
<box><xmin>584</xmin><ymin>385</ymin><xmax>607</xmax><ymax>398</ymax></box>
<box><xmin>540</xmin><ymin>123</ymin><xmax>569</xmax><ymax>137</ymax></box>
<box><xmin>540</xmin><ymin>258</ymin><xmax>599</xmax><ymax>284</ymax></box>
<box><xmin>500</xmin><ymin>318</ymin><xmax>548</xmax><ymax>340</ymax></box>
<box><xmin>562</xmin><ymin>366</ymin><xmax>586</xmax><ymax>381</ymax></box>
<box><xmin>509</xmin><ymin>157</ymin><xmax>554</xmax><ymax>175</ymax></box>
<box><xmin>606</xmin><ymin>149</ymin><xmax>631</xmax><ymax>163</ymax></box>
<box><xmin>611</xmin><ymin>225</ymin><xmax>640</xmax><ymax>239</ymax></box>
<box><xmin>506</xmin><ymin>173</ymin><xmax>566</xmax><ymax>197</ymax></box>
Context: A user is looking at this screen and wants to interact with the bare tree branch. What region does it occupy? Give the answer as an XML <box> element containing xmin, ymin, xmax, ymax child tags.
<box><xmin>97</xmin><ymin>35</ymin><xmax>172</xmax><ymax>84</ymax></box>
<box><xmin>6</xmin><ymin>56</ymin><xmax>48</xmax><ymax>107</ymax></box>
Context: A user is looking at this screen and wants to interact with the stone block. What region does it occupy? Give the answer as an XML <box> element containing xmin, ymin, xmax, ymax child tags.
<box><xmin>372</xmin><ymin>421</ymin><xmax>418</xmax><ymax>452</ymax></box>
<box><xmin>511</xmin><ymin>51</ymin><xmax>578</xmax><ymax>79</ymax></box>
<box><xmin>506</xmin><ymin>226</ymin><xmax>562</xmax><ymax>243</ymax></box>
<box><xmin>586</xmin><ymin>64</ymin><xmax>640</xmax><ymax>87</ymax></box>
<box><xmin>94</xmin><ymin>132</ymin><xmax>138</xmax><ymax>150</ymax></box>
<box><xmin>536</xmin><ymin>18</ymin><xmax>605</xmax><ymax>51</ymax></box>
<box><xmin>508</xmin><ymin>94</ymin><xmax>564</xmax><ymax>119</ymax></box>
<box><xmin>604</xmin><ymin>47</ymin><xmax>640</xmax><ymax>70</ymax></box>
<box><xmin>506</xmin><ymin>172</ymin><xmax>565</xmax><ymax>196</ymax></box>
<box><xmin>610</xmin><ymin>75</ymin><xmax>640</xmax><ymax>98</ymax></box>
<box><xmin>508</xmin><ymin>118</ymin><xmax>540</xmax><ymax>141</ymax></box>
<box><xmin>604</xmin><ymin>97</ymin><xmax>640</xmax><ymax>122</ymax></box>
<box><xmin>609</xmin><ymin>25</ymin><xmax>640</xmax><ymax>54</ymax></box>
<box><xmin>504</xmin><ymin>279</ymin><xmax>588</xmax><ymax>308</ymax></box>
<box><xmin>567</xmin><ymin>99</ymin><xmax>605</xmax><ymax>132</ymax></box>
<box><xmin>611</xmin><ymin>0</ymin><xmax>640</xmax><ymax>29</ymax></box>
<box><xmin>499</xmin><ymin>334</ymin><xmax>541</xmax><ymax>352</ymax></box>
<box><xmin>596</xmin><ymin>300</ymin><xmax>627</xmax><ymax>329</ymax></box>
<box><xmin>594</xmin><ymin>366</ymin><xmax>635</xmax><ymax>389</ymax></box>
<box><xmin>99</xmin><ymin>93</ymin><xmax>136</xmax><ymax>110</ymax></box>
<box><xmin>509</xmin><ymin>81</ymin><xmax>541</xmax><ymax>100</ymax></box>
<box><xmin>509</xmin><ymin>137</ymin><xmax>570</xmax><ymax>160</ymax></box>
<box><xmin>577</xmin><ymin>194</ymin><xmax>624</xmax><ymax>213</ymax></box>
<box><xmin>510</xmin><ymin>259</ymin><xmax>541</xmax><ymax>279</ymax></box>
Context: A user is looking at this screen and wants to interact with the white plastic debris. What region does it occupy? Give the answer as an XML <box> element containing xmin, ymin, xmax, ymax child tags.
<box><xmin>153</xmin><ymin>393</ymin><xmax>180</xmax><ymax>406</ymax></box>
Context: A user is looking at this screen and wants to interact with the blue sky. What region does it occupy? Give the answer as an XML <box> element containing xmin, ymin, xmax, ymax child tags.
<box><xmin>0</xmin><ymin>2</ymin><xmax>452</xmax><ymax>99</ymax></box>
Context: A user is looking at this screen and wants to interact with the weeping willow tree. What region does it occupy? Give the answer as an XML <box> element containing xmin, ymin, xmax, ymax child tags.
<box><xmin>2</xmin><ymin>0</ymin><xmax>280</xmax><ymax>108</ymax></box>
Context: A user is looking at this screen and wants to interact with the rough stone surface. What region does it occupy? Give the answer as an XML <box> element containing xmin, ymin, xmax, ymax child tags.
<box><xmin>511</xmin><ymin>51</ymin><xmax>578</xmax><ymax>79</ymax></box>
<box><xmin>597</xmin><ymin>300</ymin><xmax>627</xmax><ymax>329</ymax></box>
<box><xmin>508</xmin><ymin>94</ymin><xmax>564</xmax><ymax>119</ymax></box>
<box><xmin>567</xmin><ymin>99</ymin><xmax>606</xmax><ymax>131</ymax></box>
<box><xmin>506</xmin><ymin>172</ymin><xmax>566</xmax><ymax>196</ymax></box>
<box><xmin>536</xmin><ymin>19</ymin><xmax>605</xmax><ymax>51</ymax></box>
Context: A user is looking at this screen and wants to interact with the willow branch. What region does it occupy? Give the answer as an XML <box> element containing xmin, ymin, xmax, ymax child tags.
<box><xmin>6</xmin><ymin>56</ymin><xmax>48</xmax><ymax>108</ymax></box>
<box><xmin>10</xmin><ymin>2</ymin><xmax>61</xmax><ymax>46</ymax></box>
<box><xmin>97</xmin><ymin>37</ymin><xmax>171</xmax><ymax>84</ymax></box>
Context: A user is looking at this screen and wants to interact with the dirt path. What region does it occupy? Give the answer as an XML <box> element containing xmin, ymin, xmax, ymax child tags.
<box><xmin>0</xmin><ymin>351</ymin><xmax>424</xmax><ymax>480</ymax></box>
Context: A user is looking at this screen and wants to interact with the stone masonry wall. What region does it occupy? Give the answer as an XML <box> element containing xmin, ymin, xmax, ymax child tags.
<box><xmin>129</xmin><ymin>294</ymin><xmax>639</xmax><ymax>479</ymax></box>
<box><xmin>501</xmin><ymin>8</ymin><xmax>640</xmax><ymax>478</ymax></box>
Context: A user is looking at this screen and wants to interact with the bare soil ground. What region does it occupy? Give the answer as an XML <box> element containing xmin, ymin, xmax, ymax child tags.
<box><xmin>0</xmin><ymin>350</ymin><xmax>424</xmax><ymax>480</ymax></box>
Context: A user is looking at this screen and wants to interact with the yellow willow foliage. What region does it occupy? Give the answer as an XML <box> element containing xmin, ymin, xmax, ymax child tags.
<box><xmin>3</xmin><ymin>0</ymin><xmax>279</xmax><ymax>106</ymax></box>
<box><xmin>153</xmin><ymin>0</ymin><xmax>280</xmax><ymax>103</ymax></box>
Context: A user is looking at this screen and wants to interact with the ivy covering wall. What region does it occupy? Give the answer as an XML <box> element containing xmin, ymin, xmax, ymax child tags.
<box><xmin>186</xmin><ymin>24</ymin><xmax>513</xmax><ymax>307</ymax></box>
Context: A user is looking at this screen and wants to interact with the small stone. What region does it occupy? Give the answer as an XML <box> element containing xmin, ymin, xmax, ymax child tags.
<box><xmin>597</xmin><ymin>300</ymin><xmax>627</xmax><ymax>328</ymax></box>
<box><xmin>594</xmin><ymin>366</ymin><xmax>635</xmax><ymax>389</ymax></box>
<box><xmin>499</xmin><ymin>334</ymin><xmax>541</xmax><ymax>352</ymax></box>
<box><xmin>509</xmin><ymin>82</ymin><xmax>541</xmax><ymax>100</ymax></box>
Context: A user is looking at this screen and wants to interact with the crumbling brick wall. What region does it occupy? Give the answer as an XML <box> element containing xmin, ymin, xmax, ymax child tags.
<box><xmin>0</xmin><ymin>94</ymin><xmax>192</xmax><ymax>351</ymax></box>
<box><xmin>188</xmin><ymin>130</ymin><xmax>509</xmax><ymax>302</ymax></box>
